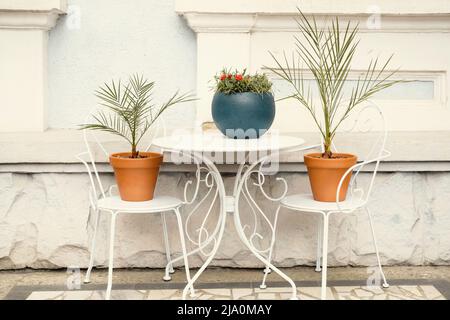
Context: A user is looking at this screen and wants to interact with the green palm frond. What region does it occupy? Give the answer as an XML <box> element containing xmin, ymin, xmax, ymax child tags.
<box><xmin>80</xmin><ymin>74</ymin><xmax>196</xmax><ymax>157</ymax></box>
<box><xmin>266</xmin><ymin>9</ymin><xmax>402</xmax><ymax>157</ymax></box>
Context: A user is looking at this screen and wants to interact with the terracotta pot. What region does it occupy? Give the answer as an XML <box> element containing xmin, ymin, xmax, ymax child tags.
<box><xmin>304</xmin><ymin>153</ymin><xmax>357</xmax><ymax>202</ymax></box>
<box><xmin>109</xmin><ymin>152</ymin><xmax>163</xmax><ymax>202</ymax></box>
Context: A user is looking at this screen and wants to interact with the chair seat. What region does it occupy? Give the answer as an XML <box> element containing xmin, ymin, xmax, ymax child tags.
<box><xmin>281</xmin><ymin>193</ymin><xmax>365</xmax><ymax>212</ymax></box>
<box><xmin>98</xmin><ymin>195</ymin><xmax>183</xmax><ymax>213</ymax></box>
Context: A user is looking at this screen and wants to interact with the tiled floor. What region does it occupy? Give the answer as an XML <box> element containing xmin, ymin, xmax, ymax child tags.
<box><xmin>24</xmin><ymin>284</ymin><xmax>445</xmax><ymax>300</ymax></box>
<box><xmin>4</xmin><ymin>267</ymin><xmax>450</xmax><ymax>300</ymax></box>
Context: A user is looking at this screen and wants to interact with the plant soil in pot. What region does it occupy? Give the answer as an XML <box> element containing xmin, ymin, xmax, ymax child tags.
<box><xmin>211</xmin><ymin>69</ymin><xmax>275</xmax><ymax>139</ymax></box>
<box><xmin>80</xmin><ymin>74</ymin><xmax>195</xmax><ymax>202</ymax></box>
<box><xmin>304</xmin><ymin>153</ymin><xmax>357</xmax><ymax>202</ymax></box>
<box><xmin>110</xmin><ymin>152</ymin><xmax>163</xmax><ymax>201</ymax></box>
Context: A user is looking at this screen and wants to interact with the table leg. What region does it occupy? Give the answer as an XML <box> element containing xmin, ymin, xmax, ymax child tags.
<box><xmin>181</xmin><ymin>152</ymin><xmax>227</xmax><ymax>300</ymax></box>
<box><xmin>179</xmin><ymin>151</ymin><xmax>298</xmax><ymax>300</ymax></box>
<box><xmin>232</xmin><ymin>152</ymin><xmax>298</xmax><ymax>300</ymax></box>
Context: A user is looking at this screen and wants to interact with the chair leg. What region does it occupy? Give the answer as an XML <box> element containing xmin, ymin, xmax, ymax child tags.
<box><xmin>161</xmin><ymin>212</ymin><xmax>174</xmax><ymax>282</ymax></box>
<box><xmin>320</xmin><ymin>213</ymin><xmax>329</xmax><ymax>300</ymax></box>
<box><xmin>260</xmin><ymin>205</ymin><xmax>281</xmax><ymax>289</ymax></box>
<box><xmin>365</xmin><ymin>207</ymin><xmax>389</xmax><ymax>288</ymax></box>
<box><xmin>173</xmin><ymin>208</ymin><xmax>195</xmax><ymax>297</ymax></box>
<box><xmin>315</xmin><ymin>215</ymin><xmax>323</xmax><ymax>272</ymax></box>
<box><xmin>84</xmin><ymin>208</ymin><xmax>101</xmax><ymax>284</ymax></box>
<box><xmin>105</xmin><ymin>212</ymin><xmax>117</xmax><ymax>300</ymax></box>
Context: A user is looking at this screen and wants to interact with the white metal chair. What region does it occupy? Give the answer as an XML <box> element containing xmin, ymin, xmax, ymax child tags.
<box><xmin>260</xmin><ymin>104</ymin><xmax>391</xmax><ymax>300</ymax></box>
<box><xmin>76</xmin><ymin>127</ymin><xmax>194</xmax><ymax>300</ymax></box>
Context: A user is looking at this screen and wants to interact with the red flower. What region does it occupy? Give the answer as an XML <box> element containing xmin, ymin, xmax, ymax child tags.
<box><xmin>220</xmin><ymin>74</ymin><xmax>227</xmax><ymax>81</ymax></box>
<box><xmin>235</xmin><ymin>74</ymin><xmax>243</xmax><ymax>81</ymax></box>
<box><xmin>227</xmin><ymin>74</ymin><xmax>232</xmax><ymax>79</ymax></box>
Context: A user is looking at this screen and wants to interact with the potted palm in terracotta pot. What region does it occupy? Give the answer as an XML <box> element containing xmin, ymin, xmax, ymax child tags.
<box><xmin>269</xmin><ymin>11</ymin><xmax>401</xmax><ymax>202</ymax></box>
<box><xmin>81</xmin><ymin>74</ymin><xmax>194</xmax><ymax>201</ymax></box>
<box><xmin>212</xmin><ymin>69</ymin><xmax>275</xmax><ymax>139</ymax></box>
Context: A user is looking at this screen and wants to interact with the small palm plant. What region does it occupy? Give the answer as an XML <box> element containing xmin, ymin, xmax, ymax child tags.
<box><xmin>268</xmin><ymin>10</ymin><xmax>401</xmax><ymax>158</ymax></box>
<box><xmin>268</xmin><ymin>10</ymin><xmax>402</xmax><ymax>202</ymax></box>
<box><xmin>81</xmin><ymin>74</ymin><xmax>195</xmax><ymax>158</ymax></box>
<box><xmin>80</xmin><ymin>74</ymin><xmax>195</xmax><ymax>201</ymax></box>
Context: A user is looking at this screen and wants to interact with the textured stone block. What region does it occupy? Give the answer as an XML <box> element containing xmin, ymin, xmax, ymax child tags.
<box><xmin>1</xmin><ymin>171</ymin><xmax>450</xmax><ymax>269</ymax></box>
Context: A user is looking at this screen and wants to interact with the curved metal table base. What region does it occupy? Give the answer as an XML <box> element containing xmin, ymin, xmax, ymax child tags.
<box><xmin>154</xmin><ymin>138</ymin><xmax>315</xmax><ymax>301</ymax></box>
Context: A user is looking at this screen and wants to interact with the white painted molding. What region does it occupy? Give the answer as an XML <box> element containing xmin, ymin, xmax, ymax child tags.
<box><xmin>0</xmin><ymin>0</ymin><xmax>67</xmax><ymax>132</ymax></box>
<box><xmin>0</xmin><ymin>0</ymin><xmax>66</xmax><ymax>30</ymax></box>
<box><xmin>176</xmin><ymin>0</ymin><xmax>450</xmax><ymax>15</ymax></box>
<box><xmin>181</xmin><ymin>13</ymin><xmax>256</xmax><ymax>33</ymax></box>
<box><xmin>177</xmin><ymin>1</ymin><xmax>450</xmax><ymax>33</ymax></box>
<box><xmin>0</xmin><ymin>0</ymin><xmax>67</xmax><ymax>12</ymax></box>
<box><xmin>0</xmin><ymin>11</ymin><xmax>63</xmax><ymax>30</ymax></box>
<box><xmin>180</xmin><ymin>13</ymin><xmax>450</xmax><ymax>34</ymax></box>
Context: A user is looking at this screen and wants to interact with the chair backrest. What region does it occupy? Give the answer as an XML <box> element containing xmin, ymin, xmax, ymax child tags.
<box><xmin>76</xmin><ymin>110</ymin><xmax>167</xmax><ymax>208</ymax></box>
<box><xmin>331</xmin><ymin>102</ymin><xmax>390</xmax><ymax>210</ymax></box>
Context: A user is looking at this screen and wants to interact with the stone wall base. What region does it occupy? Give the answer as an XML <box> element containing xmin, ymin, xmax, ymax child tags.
<box><xmin>1</xmin><ymin>171</ymin><xmax>449</xmax><ymax>270</ymax></box>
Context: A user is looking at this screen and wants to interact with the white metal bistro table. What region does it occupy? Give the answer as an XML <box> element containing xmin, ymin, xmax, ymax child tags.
<box><xmin>152</xmin><ymin>132</ymin><xmax>316</xmax><ymax>300</ymax></box>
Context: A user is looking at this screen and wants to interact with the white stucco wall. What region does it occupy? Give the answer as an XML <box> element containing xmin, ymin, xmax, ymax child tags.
<box><xmin>1</xmin><ymin>0</ymin><xmax>450</xmax><ymax>271</ymax></box>
<box><xmin>48</xmin><ymin>0</ymin><xmax>197</xmax><ymax>129</ymax></box>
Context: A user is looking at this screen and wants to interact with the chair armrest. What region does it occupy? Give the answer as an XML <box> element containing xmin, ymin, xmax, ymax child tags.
<box><xmin>108</xmin><ymin>185</ymin><xmax>119</xmax><ymax>197</ymax></box>
<box><xmin>76</xmin><ymin>151</ymin><xmax>103</xmax><ymax>204</ymax></box>
<box><xmin>75</xmin><ymin>151</ymin><xmax>89</xmax><ymax>162</ymax></box>
<box><xmin>335</xmin><ymin>149</ymin><xmax>391</xmax><ymax>211</ymax></box>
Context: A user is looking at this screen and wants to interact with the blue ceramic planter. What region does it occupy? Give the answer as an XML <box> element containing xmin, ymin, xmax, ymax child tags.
<box><xmin>211</xmin><ymin>92</ymin><xmax>275</xmax><ymax>139</ymax></box>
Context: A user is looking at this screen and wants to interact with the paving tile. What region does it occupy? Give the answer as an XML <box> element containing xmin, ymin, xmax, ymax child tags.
<box><xmin>297</xmin><ymin>287</ymin><xmax>334</xmax><ymax>299</ymax></box>
<box><xmin>373</xmin><ymin>293</ymin><xmax>387</xmax><ymax>300</ymax></box>
<box><xmin>257</xmin><ymin>293</ymin><xmax>276</xmax><ymax>299</ymax></box>
<box><xmin>27</xmin><ymin>291</ymin><xmax>65</xmax><ymax>300</ymax></box>
<box><xmin>146</xmin><ymin>289</ymin><xmax>179</xmax><ymax>300</ymax></box>
<box><xmin>420</xmin><ymin>285</ymin><xmax>443</xmax><ymax>299</ymax></box>
<box><xmin>279</xmin><ymin>293</ymin><xmax>291</xmax><ymax>299</ymax></box>
<box><xmin>264</xmin><ymin>287</ymin><xmax>294</xmax><ymax>293</ymax></box>
<box><xmin>111</xmin><ymin>290</ymin><xmax>145</xmax><ymax>300</ymax></box>
<box><xmin>361</xmin><ymin>286</ymin><xmax>385</xmax><ymax>294</ymax></box>
<box><xmin>399</xmin><ymin>285</ymin><xmax>422</xmax><ymax>297</ymax></box>
<box><xmin>354</xmin><ymin>288</ymin><xmax>376</xmax><ymax>298</ymax></box>
<box><xmin>255</xmin><ymin>287</ymin><xmax>292</xmax><ymax>293</ymax></box>
<box><xmin>232</xmin><ymin>288</ymin><xmax>253</xmax><ymax>300</ymax></box>
<box><xmin>333</xmin><ymin>286</ymin><xmax>356</xmax><ymax>293</ymax></box>
<box><xmin>201</xmin><ymin>288</ymin><xmax>231</xmax><ymax>296</ymax></box>
<box><xmin>20</xmin><ymin>284</ymin><xmax>447</xmax><ymax>300</ymax></box>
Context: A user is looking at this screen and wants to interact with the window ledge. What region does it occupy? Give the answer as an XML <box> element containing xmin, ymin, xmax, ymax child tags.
<box><xmin>0</xmin><ymin>129</ymin><xmax>449</xmax><ymax>173</ymax></box>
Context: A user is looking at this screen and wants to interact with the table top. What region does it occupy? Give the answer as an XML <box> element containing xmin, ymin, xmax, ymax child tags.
<box><xmin>152</xmin><ymin>132</ymin><xmax>305</xmax><ymax>153</ymax></box>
